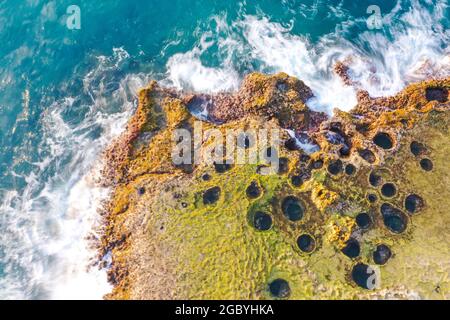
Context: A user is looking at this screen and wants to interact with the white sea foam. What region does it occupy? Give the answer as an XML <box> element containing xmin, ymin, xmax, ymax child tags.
<box><xmin>0</xmin><ymin>48</ymin><xmax>147</xmax><ymax>299</ymax></box>
<box><xmin>164</xmin><ymin>0</ymin><xmax>449</xmax><ymax>115</ymax></box>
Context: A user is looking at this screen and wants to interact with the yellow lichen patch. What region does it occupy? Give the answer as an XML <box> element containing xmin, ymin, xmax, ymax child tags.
<box><xmin>325</xmin><ymin>215</ymin><xmax>356</xmax><ymax>249</ymax></box>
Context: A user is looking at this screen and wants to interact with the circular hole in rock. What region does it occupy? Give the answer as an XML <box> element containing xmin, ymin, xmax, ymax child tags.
<box><xmin>358</xmin><ymin>149</ymin><xmax>376</xmax><ymax>164</ymax></box>
<box><xmin>356</xmin><ymin>213</ymin><xmax>372</xmax><ymax>229</ymax></box>
<box><xmin>410</xmin><ymin>141</ymin><xmax>427</xmax><ymax>156</ymax></box>
<box><xmin>246</xmin><ymin>181</ymin><xmax>262</xmax><ymax>199</ymax></box>
<box><xmin>327</xmin><ymin>160</ymin><xmax>343</xmax><ymax>175</ymax></box>
<box><xmin>339</xmin><ymin>145</ymin><xmax>351</xmax><ymax>157</ymax></box>
<box><xmin>290</xmin><ymin>175</ymin><xmax>302</xmax><ymax>187</ymax></box>
<box><xmin>420</xmin><ymin>158</ymin><xmax>433</xmax><ymax>171</ymax></box>
<box><xmin>345</xmin><ymin>164</ymin><xmax>356</xmax><ymax>175</ymax></box>
<box><xmin>282</xmin><ymin>196</ymin><xmax>305</xmax><ymax>222</ymax></box>
<box><xmin>381</xmin><ymin>183</ymin><xmax>396</xmax><ymax>198</ymax></box>
<box><xmin>203</xmin><ymin>187</ymin><xmax>221</xmax><ymax>205</ymax></box>
<box><xmin>311</xmin><ymin>159</ymin><xmax>324</xmax><ymax>170</ymax></box>
<box><xmin>214</xmin><ymin>162</ymin><xmax>233</xmax><ymax>173</ymax></box>
<box><xmin>341</xmin><ymin>238</ymin><xmax>360</xmax><ymax>258</ymax></box>
<box><xmin>284</xmin><ymin>138</ymin><xmax>299</xmax><ymax>151</ymax></box>
<box><xmin>425</xmin><ymin>87</ymin><xmax>448</xmax><ymax>103</ymax></box>
<box><xmin>137</xmin><ymin>187</ymin><xmax>145</xmax><ymax>196</ymax></box>
<box><xmin>297</xmin><ymin>234</ymin><xmax>316</xmax><ymax>253</ymax></box>
<box><xmin>202</xmin><ymin>173</ymin><xmax>211</xmax><ymax>181</ymax></box>
<box><xmin>369</xmin><ymin>172</ymin><xmax>382</xmax><ymax>187</ymax></box>
<box><xmin>373</xmin><ymin>132</ymin><xmax>393</xmax><ymax>149</ymax></box>
<box><xmin>404</xmin><ymin>194</ymin><xmax>424</xmax><ymax>214</ymax></box>
<box><xmin>373</xmin><ymin>244</ymin><xmax>392</xmax><ymax>265</ymax></box>
<box><xmin>367</xmin><ymin>193</ymin><xmax>378</xmax><ymax>203</ymax></box>
<box><xmin>381</xmin><ymin>203</ymin><xmax>408</xmax><ymax>233</ymax></box>
<box><xmin>268</xmin><ymin>279</ymin><xmax>290</xmax><ymax>299</ymax></box>
<box><xmin>252</xmin><ymin>211</ymin><xmax>272</xmax><ymax>231</ymax></box>
<box><xmin>351</xmin><ymin>263</ymin><xmax>377</xmax><ymax>290</ymax></box>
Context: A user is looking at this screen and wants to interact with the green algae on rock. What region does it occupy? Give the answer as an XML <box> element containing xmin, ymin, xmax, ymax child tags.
<box><xmin>99</xmin><ymin>72</ymin><xmax>450</xmax><ymax>299</ymax></box>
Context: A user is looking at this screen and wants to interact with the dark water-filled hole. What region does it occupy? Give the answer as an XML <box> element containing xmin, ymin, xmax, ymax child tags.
<box><xmin>268</xmin><ymin>279</ymin><xmax>291</xmax><ymax>299</ymax></box>
<box><xmin>367</xmin><ymin>193</ymin><xmax>378</xmax><ymax>203</ymax></box>
<box><xmin>405</xmin><ymin>194</ymin><xmax>424</xmax><ymax>214</ymax></box>
<box><xmin>381</xmin><ymin>183</ymin><xmax>396</xmax><ymax>198</ymax></box>
<box><xmin>373</xmin><ymin>132</ymin><xmax>393</xmax><ymax>149</ymax></box>
<box><xmin>410</xmin><ymin>141</ymin><xmax>427</xmax><ymax>156</ymax></box>
<box><xmin>282</xmin><ymin>196</ymin><xmax>305</xmax><ymax>221</ymax></box>
<box><xmin>290</xmin><ymin>175</ymin><xmax>302</xmax><ymax>187</ymax></box>
<box><xmin>373</xmin><ymin>244</ymin><xmax>392</xmax><ymax>265</ymax></box>
<box><xmin>356</xmin><ymin>212</ymin><xmax>372</xmax><ymax>229</ymax></box>
<box><xmin>358</xmin><ymin>149</ymin><xmax>376</xmax><ymax>164</ymax></box>
<box><xmin>202</xmin><ymin>173</ymin><xmax>211</xmax><ymax>181</ymax></box>
<box><xmin>381</xmin><ymin>203</ymin><xmax>408</xmax><ymax>233</ymax></box>
<box><xmin>297</xmin><ymin>234</ymin><xmax>316</xmax><ymax>253</ymax></box>
<box><xmin>369</xmin><ymin>171</ymin><xmax>382</xmax><ymax>187</ymax></box>
<box><xmin>137</xmin><ymin>187</ymin><xmax>145</xmax><ymax>196</ymax></box>
<box><xmin>341</xmin><ymin>238</ymin><xmax>360</xmax><ymax>258</ymax></box>
<box><xmin>284</xmin><ymin>138</ymin><xmax>299</xmax><ymax>151</ymax></box>
<box><xmin>252</xmin><ymin>211</ymin><xmax>272</xmax><ymax>231</ymax></box>
<box><xmin>352</xmin><ymin>263</ymin><xmax>377</xmax><ymax>290</ymax></box>
<box><xmin>203</xmin><ymin>186</ymin><xmax>221</xmax><ymax>205</ymax></box>
<box><xmin>278</xmin><ymin>157</ymin><xmax>289</xmax><ymax>174</ymax></box>
<box><xmin>214</xmin><ymin>161</ymin><xmax>233</xmax><ymax>173</ymax></box>
<box><xmin>327</xmin><ymin>160</ymin><xmax>343</xmax><ymax>175</ymax></box>
<box><xmin>420</xmin><ymin>158</ymin><xmax>433</xmax><ymax>171</ymax></box>
<box><xmin>246</xmin><ymin>181</ymin><xmax>262</xmax><ymax>199</ymax></box>
<box><xmin>426</xmin><ymin>87</ymin><xmax>448</xmax><ymax>102</ymax></box>
<box><xmin>311</xmin><ymin>159</ymin><xmax>324</xmax><ymax>170</ymax></box>
<box><xmin>339</xmin><ymin>146</ymin><xmax>351</xmax><ymax>157</ymax></box>
<box><xmin>345</xmin><ymin>164</ymin><xmax>356</xmax><ymax>175</ymax></box>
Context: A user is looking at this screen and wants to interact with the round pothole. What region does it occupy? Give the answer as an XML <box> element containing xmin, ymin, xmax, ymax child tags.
<box><xmin>381</xmin><ymin>183</ymin><xmax>397</xmax><ymax>198</ymax></box>
<box><xmin>137</xmin><ymin>187</ymin><xmax>145</xmax><ymax>196</ymax></box>
<box><xmin>369</xmin><ymin>171</ymin><xmax>382</xmax><ymax>187</ymax></box>
<box><xmin>246</xmin><ymin>181</ymin><xmax>262</xmax><ymax>199</ymax></box>
<box><xmin>297</xmin><ymin>234</ymin><xmax>316</xmax><ymax>253</ymax></box>
<box><xmin>345</xmin><ymin>164</ymin><xmax>356</xmax><ymax>175</ymax></box>
<box><xmin>203</xmin><ymin>187</ymin><xmax>221</xmax><ymax>205</ymax></box>
<box><xmin>356</xmin><ymin>212</ymin><xmax>372</xmax><ymax>229</ymax></box>
<box><xmin>367</xmin><ymin>193</ymin><xmax>378</xmax><ymax>203</ymax></box>
<box><xmin>251</xmin><ymin>211</ymin><xmax>273</xmax><ymax>231</ymax></box>
<box><xmin>327</xmin><ymin>160</ymin><xmax>343</xmax><ymax>175</ymax></box>
<box><xmin>404</xmin><ymin>194</ymin><xmax>424</xmax><ymax>214</ymax></box>
<box><xmin>201</xmin><ymin>173</ymin><xmax>211</xmax><ymax>181</ymax></box>
<box><xmin>214</xmin><ymin>162</ymin><xmax>233</xmax><ymax>173</ymax></box>
<box><xmin>290</xmin><ymin>175</ymin><xmax>302</xmax><ymax>187</ymax></box>
<box><xmin>410</xmin><ymin>141</ymin><xmax>427</xmax><ymax>156</ymax></box>
<box><xmin>341</xmin><ymin>238</ymin><xmax>360</xmax><ymax>258</ymax></box>
<box><xmin>373</xmin><ymin>244</ymin><xmax>392</xmax><ymax>265</ymax></box>
<box><xmin>425</xmin><ymin>87</ymin><xmax>448</xmax><ymax>102</ymax></box>
<box><xmin>268</xmin><ymin>279</ymin><xmax>291</xmax><ymax>299</ymax></box>
<box><xmin>419</xmin><ymin>158</ymin><xmax>433</xmax><ymax>171</ymax></box>
<box><xmin>381</xmin><ymin>203</ymin><xmax>408</xmax><ymax>234</ymax></box>
<box><xmin>351</xmin><ymin>263</ymin><xmax>377</xmax><ymax>290</ymax></box>
<box><xmin>358</xmin><ymin>149</ymin><xmax>376</xmax><ymax>164</ymax></box>
<box><xmin>311</xmin><ymin>159</ymin><xmax>324</xmax><ymax>170</ymax></box>
<box><xmin>284</xmin><ymin>138</ymin><xmax>299</xmax><ymax>151</ymax></box>
<box><xmin>281</xmin><ymin>196</ymin><xmax>305</xmax><ymax>222</ymax></box>
<box><xmin>373</xmin><ymin>132</ymin><xmax>393</xmax><ymax>149</ymax></box>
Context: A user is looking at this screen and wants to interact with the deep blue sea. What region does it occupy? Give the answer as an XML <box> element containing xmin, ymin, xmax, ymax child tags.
<box><xmin>0</xmin><ymin>0</ymin><xmax>448</xmax><ymax>299</ymax></box>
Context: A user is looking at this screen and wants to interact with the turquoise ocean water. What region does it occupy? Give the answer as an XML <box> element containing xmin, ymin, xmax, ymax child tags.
<box><xmin>0</xmin><ymin>0</ymin><xmax>448</xmax><ymax>299</ymax></box>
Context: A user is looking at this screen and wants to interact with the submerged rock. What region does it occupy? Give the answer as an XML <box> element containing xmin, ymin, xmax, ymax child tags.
<box><xmin>100</xmin><ymin>72</ymin><xmax>450</xmax><ymax>299</ymax></box>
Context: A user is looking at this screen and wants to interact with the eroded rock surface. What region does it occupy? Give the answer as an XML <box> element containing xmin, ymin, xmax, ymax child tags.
<box><xmin>99</xmin><ymin>72</ymin><xmax>450</xmax><ymax>299</ymax></box>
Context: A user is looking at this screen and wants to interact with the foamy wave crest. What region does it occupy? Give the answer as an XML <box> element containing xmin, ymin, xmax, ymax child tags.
<box><xmin>0</xmin><ymin>48</ymin><xmax>147</xmax><ymax>299</ymax></box>
<box><xmin>163</xmin><ymin>0</ymin><xmax>449</xmax><ymax>114</ymax></box>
